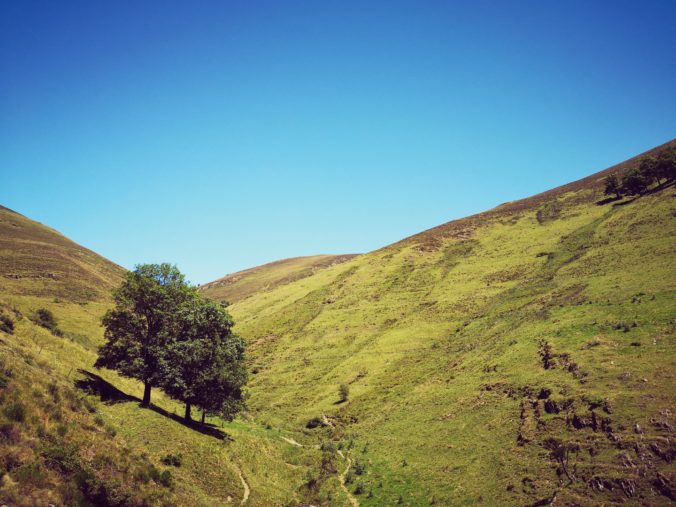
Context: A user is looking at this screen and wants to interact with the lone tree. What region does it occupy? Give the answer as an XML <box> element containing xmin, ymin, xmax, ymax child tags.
<box><xmin>162</xmin><ymin>298</ymin><xmax>247</xmax><ymax>423</ymax></box>
<box><xmin>95</xmin><ymin>263</ymin><xmax>195</xmax><ymax>407</ymax></box>
<box><xmin>603</xmin><ymin>174</ymin><xmax>622</xmax><ymax>199</ymax></box>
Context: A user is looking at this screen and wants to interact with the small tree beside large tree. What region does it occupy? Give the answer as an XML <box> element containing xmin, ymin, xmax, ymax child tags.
<box><xmin>162</xmin><ymin>297</ymin><xmax>247</xmax><ymax>423</ymax></box>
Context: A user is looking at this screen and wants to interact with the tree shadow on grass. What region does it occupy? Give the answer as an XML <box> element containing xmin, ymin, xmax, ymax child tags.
<box><xmin>75</xmin><ymin>369</ymin><xmax>230</xmax><ymax>441</ymax></box>
<box><xmin>595</xmin><ymin>196</ymin><xmax>622</xmax><ymax>206</ymax></box>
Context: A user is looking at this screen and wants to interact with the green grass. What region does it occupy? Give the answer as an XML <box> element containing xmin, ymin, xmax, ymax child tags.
<box><xmin>1</xmin><ymin>142</ymin><xmax>675</xmax><ymax>505</ymax></box>
<box><xmin>200</xmin><ymin>254</ymin><xmax>358</xmax><ymax>304</ymax></box>
<box><xmin>0</xmin><ymin>296</ymin><xmax>320</xmax><ymax>505</ymax></box>
<box><xmin>228</xmin><ymin>177</ymin><xmax>676</xmax><ymax>505</ymax></box>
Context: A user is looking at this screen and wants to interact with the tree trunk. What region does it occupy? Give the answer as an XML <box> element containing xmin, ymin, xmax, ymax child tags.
<box><xmin>141</xmin><ymin>383</ymin><xmax>152</xmax><ymax>407</ymax></box>
<box><xmin>201</xmin><ymin>411</ymin><xmax>206</xmax><ymax>425</ymax></box>
<box><xmin>184</xmin><ymin>402</ymin><xmax>192</xmax><ymax>422</ymax></box>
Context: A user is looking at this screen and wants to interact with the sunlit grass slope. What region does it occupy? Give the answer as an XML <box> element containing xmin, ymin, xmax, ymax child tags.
<box><xmin>201</xmin><ymin>254</ymin><xmax>358</xmax><ymax>304</ymax></box>
<box><xmin>0</xmin><ymin>207</ymin><xmax>318</xmax><ymax>505</ymax></box>
<box><xmin>223</xmin><ymin>140</ymin><xmax>676</xmax><ymax>506</ymax></box>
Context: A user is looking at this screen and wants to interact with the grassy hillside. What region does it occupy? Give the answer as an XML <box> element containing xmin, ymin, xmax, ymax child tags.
<box><xmin>0</xmin><ymin>206</ymin><xmax>125</xmax><ymax>302</ymax></box>
<box><xmin>0</xmin><ymin>208</ymin><xmax>318</xmax><ymax>506</ymax></box>
<box><xmin>1</xmin><ymin>140</ymin><xmax>674</xmax><ymax>506</ymax></box>
<box><xmin>201</xmin><ymin>254</ymin><xmax>358</xmax><ymax>304</ymax></box>
<box><xmin>221</xmin><ymin>140</ymin><xmax>676</xmax><ymax>506</ymax></box>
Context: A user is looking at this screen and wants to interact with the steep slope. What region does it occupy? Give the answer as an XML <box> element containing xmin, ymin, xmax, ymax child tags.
<box><xmin>0</xmin><ymin>206</ymin><xmax>124</xmax><ymax>302</ymax></box>
<box><xmin>0</xmin><ymin>208</ymin><xmax>314</xmax><ymax>506</ymax></box>
<box><xmin>221</xmin><ymin>140</ymin><xmax>676</xmax><ymax>506</ymax></box>
<box><xmin>201</xmin><ymin>254</ymin><xmax>358</xmax><ymax>304</ymax></box>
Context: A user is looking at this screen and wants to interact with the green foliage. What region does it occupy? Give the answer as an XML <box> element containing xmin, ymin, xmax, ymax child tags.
<box><xmin>353</xmin><ymin>458</ymin><xmax>366</xmax><ymax>475</ymax></box>
<box><xmin>602</xmin><ymin>148</ymin><xmax>675</xmax><ymax>202</ymax></box>
<box><xmin>306</xmin><ymin>417</ymin><xmax>322</xmax><ymax>429</ymax></box>
<box><xmin>161</xmin><ymin>296</ymin><xmax>247</xmax><ymax>422</ymax></box>
<box><xmin>654</xmin><ymin>147</ymin><xmax>676</xmax><ymax>182</ymax></box>
<box><xmin>159</xmin><ymin>469</ymin><xmax>174</xmax><ymax>488</ymax></box>
<box><xmin>621</xmin><ymin>167</ymin><xmax>650</xmax><ymax>195</ymax></box>
<box><xmin>338</xmin><ymin>383</ymin><xmax>349</xmax><ymax>402</ymax></box>
<box><xmin>602</xmin><ymin>174</ymin><xmax>621</xmax><ymax>199</ymax></box>
<box><xmin>96</xmin><ymin>263</ymin><xmax>196</xmax><ymax>406</ymax></box>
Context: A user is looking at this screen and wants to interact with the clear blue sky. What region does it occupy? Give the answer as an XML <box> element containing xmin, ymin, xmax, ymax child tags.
<box><xmin>1</xmin><ymin>1</ymin><xmax>675</xmax><ymax>284</ymax></box>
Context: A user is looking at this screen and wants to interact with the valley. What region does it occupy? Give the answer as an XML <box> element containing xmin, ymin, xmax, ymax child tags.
<box><xmin>1</xmin><ymin>141</ymin><xmax>674</xmax><ymax>505</ymax></box>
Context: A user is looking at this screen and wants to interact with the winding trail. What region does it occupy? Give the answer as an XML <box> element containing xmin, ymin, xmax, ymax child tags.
<box><xmin>279</xmin><ymin>432</ymin><xmax>357</xmax><ymax>506</ymax></box>
<box><xmin>337</xmin><ymin>450</ymin><xmax>359</xmax><ymax>507</ymax></box>
<box><xmin>237</xmin><ymin>467</ymin><xmax>250</xmax><ymax>505</ymax></box>
<box><xmin>281</xmin><ymin>436</ymin><xmax>304</xmax><ymax>447</ymax></box>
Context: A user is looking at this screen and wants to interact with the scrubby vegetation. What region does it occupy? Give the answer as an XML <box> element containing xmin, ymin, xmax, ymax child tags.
<box><xmin>0</xmin><ymin>347</ymin><xmax>174</xmax><ymax>506</ymax></box>
<box><xmin>0</xmin><ymin>314</ymin><xmax>13</xmax><ymax>334</ymax></box>
<box><xmin>30</xmin><ymin>308</ymin><xmax>63</xmax><ymax>337</ymax></box>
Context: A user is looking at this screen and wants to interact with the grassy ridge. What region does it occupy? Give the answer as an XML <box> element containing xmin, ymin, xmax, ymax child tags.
<box><xmin>0</xmin><ymin>206</ymin><xmax>124</xmax><ymax>302</ymax></box>
<box><xmin>225</xmin><ymin>141</ymin><xmax>676</xmax><ymax>505</ymax></box>
<box><xmin>201</xmin><ymin>254</ymin><xmax>358</xmax><ymax>304</ymax></box>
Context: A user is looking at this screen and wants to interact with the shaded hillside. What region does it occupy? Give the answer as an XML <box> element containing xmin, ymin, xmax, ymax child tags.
<box><xmin>0</xmin><ymin>206</ymin><xmax>124</xmax><ymax>302</ymax></box>
<box><xmin>221</xmin><ymin>140</ymin><xmax>676</xmax><ymax>506</ymax></box>
<box><xmin>201</xmin><ymin>254</ymin><xmax>358</xmax><ymax>304</ymax></box>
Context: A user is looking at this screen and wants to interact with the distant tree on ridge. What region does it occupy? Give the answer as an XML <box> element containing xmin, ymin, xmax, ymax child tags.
<box><xmin>603</xmin><ymin>174</ymin><xmax>622</xmax><ymax>199</ymax></box>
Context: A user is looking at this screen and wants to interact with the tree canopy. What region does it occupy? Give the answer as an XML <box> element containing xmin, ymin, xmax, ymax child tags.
<box><xmin>162</xmin><ymin>297</ymin><xmax>247</xmax><ymax>422</ymax></box>
<box><xmin>95</xmin><ymin>263</ymin><xmax>196</xmax><ymax>406</ymax></box>
<box><xmin>95</xmin><ymin>263</ymin><xmax>247</xmax><ymax>423</ymax></box>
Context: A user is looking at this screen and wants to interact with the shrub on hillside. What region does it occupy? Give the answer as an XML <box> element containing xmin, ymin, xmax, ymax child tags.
<box><xmin>306</xmin><ymin>417</ymin><xmax>322</xmax><ymax>429</ymax></box>
<box><xmin>159</xmin><ymin>469</ymin><xmax>173</xmax><ymax>488</ymax></box>
<box><xmin>338</xmin><ymin>383</ymin><xmax>349</xmax><ymax>403</ymax></box>
<box><xmin>161</xmin><ymin>453</ymin><xmax>183</xmax><ymax>467</ymax></box>
<box><xmin>320</xmin><ymin>441</ymin><xmax>336</xmax><ymax>453</ymax></box>
<box><xmin>0</xmin><ymin>422</ymin><xmax>21</xmax><ymax>444</ymax></box>
<box><xmin>4</xmin><ymin>400</ymin><xmax>26</xmax><ymax>422</ymax></box>
<box><xmin>0</xmin><ymin>314</ymin><xmax>14</xmax><ymax>334</ymax></box>
<box><xmin>31</xmin><ymin>308</ymin><xmax>63</xmax><ymax>337</ymax></box>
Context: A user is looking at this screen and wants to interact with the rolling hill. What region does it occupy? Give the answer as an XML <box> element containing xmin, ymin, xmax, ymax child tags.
<box><xmin>201</xmin><ymin>254</ymin><xmax>358</xmax><ymax>304</ymax></box>
<box><xmin>0</xmin><ymin>207</ymin><xmax>314</xmax><ymax>506</ymax></box>
<box><xmin>215</xmin><ymin>139</ymin><xmax>676</xmax><ymax>505</ymax></box>
<box><xmin>0</xmin><ymin>139</ymin><xmax>674</xmax><ymax>506</ymax></box>
<box><xmin>0</xmin><ymin>205</ymin><xmax>125</xmax><ymax>302</ymax></box>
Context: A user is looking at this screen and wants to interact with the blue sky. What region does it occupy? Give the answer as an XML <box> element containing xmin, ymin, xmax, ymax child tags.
<box><xmin>1</xmin><ymin>1</ymin><xmax>675</xmax><ymax>284</ymax></box>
